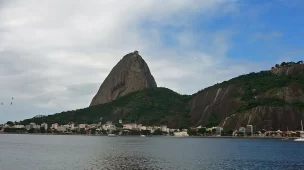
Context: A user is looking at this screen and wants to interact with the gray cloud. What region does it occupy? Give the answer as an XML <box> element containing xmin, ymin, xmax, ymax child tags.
<box><xmin>0</xmin><ymin>0</ymin><xmax>265</xmax><ymax>123</ymax></box>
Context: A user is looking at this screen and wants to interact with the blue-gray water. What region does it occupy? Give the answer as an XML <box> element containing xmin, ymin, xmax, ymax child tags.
<box><xmin>0</xmin><ymin>134</ymin><xmax>303</xmax><ymax>170</ymax></box>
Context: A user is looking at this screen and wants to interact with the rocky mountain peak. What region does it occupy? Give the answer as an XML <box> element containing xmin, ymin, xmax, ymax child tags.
<box><xmin>90</xmin><ymin>51</ymin><xmax>157</xmax><ymax>106</ymax></box>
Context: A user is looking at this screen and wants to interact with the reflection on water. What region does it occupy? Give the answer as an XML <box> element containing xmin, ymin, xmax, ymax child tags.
<box><xmin>91</xmin><ymin>155</ymin><xmax>165</xmax><ymax>170</ymax></box>
<box><xmin>0</xmin><ymin>135</ymin><xmax>303</xmax><ymax>170</ymax></box>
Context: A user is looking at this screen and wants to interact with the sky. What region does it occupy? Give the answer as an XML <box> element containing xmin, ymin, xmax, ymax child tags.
<box><xmin>0</xmin><ymin>0</ymin><xmax>303</xmax><ymax>123</ymax></box>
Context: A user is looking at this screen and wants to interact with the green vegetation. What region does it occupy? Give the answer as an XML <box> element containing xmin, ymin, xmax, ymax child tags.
<box><xmin>196</xmin><ymin>70</ymin><xmax>304</xmax><ymax>115</ymax></box>
<box><xmin>205</xmin><ymin>114</ymin><xmax>220</xmax><ymax>128</ymax></box>
<box><xmin>20</xmin><ymin>88</ymin><xmax>192</xmax><ymax>128</ymax></box>
<box><xmin>19</xmin><ymin>63</ymin><xmax>304</xmax><ymax>129</ymax></box>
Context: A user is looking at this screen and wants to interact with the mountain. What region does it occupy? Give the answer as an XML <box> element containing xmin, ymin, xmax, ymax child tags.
<box><xmin>90</xmin><ymin>51</ymin><xmax>157</xmax><ymax>106</ymax></box>
<box><xmin>190</xmin><ymin>62</ymin><xmax>304</xmax><ymax>131</ymax></box>
<box><xmin>20</xmin><ymin>88</ymin><xmax>192</xmax><ymax>128</ymax></box>
<box><xmin>20</xmin><ymin>61</ymin><xmax>304</xmax><ymax>131</ymax></box>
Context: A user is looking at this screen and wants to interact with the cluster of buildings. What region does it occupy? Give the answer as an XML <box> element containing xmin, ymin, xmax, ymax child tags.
<box><xmin>2</xmin><ymin>120</ymin><xmax>302</xmax><ymax>137</ymax></box>
<box><xmin>0</xmin><ymin>120</ymin><xmax>181</xmax><ymax>135</ymax></box>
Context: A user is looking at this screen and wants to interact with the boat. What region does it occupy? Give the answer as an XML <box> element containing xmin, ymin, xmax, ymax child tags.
<box><xmin>108</xmin><ymin>134</ymin><xmax>117</xmax><ymax>137</ymax></box>
<box><xmin>140</xmin><ymin>135</ymin><xmax>146</xmax><ymax>137</ymax></box>
<box><xmin>294</xmin><ymin>120</ymin><xmax>304</xmax><ymax>142</ymax></box>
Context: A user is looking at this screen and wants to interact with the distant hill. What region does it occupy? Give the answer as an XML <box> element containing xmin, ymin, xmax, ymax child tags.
<box><xmin>20</xmin><ymin>57</ymin><xmax>304</xmax><ymax>131</ymax></box>
<box><xmin>20</xmin><ymin>88</ymin><xmax>192</xmax><ymax>128</ymax></box>
<box><xmin>190</xmin><ymin>63</ymin><xmax>304</xmax><ymax>131</ymax></box>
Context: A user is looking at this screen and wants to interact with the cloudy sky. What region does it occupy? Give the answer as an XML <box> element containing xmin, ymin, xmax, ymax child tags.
<box><xmin>0</xmin><ymin>0</ymin><xmax>303</xmax><ymax>123</ymax></box>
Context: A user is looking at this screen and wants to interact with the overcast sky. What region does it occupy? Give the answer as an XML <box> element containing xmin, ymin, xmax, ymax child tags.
<box><xmin>0</xmin><ymin>0</ymin><xmax>303</xmax><ymax>123</ymax></box>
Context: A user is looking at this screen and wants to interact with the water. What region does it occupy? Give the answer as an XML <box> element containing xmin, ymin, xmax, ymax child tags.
<box><xmin>0</xmin><ymin>134</ymin><xmax>303</xmax><ymax>170</ymax></box>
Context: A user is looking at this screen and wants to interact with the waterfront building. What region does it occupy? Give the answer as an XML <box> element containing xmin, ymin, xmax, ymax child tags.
<box><xmin>57</xmin><ymin>126</ymin><xmax>67</xmax><ymax>132</ymax></box>
<box><xmin>14</xmin><ymin>125</ymin><xmax>25</xmax><ymax>129</ymax></box>
<box><xmin>196</xmin><ymin>126</ymin><xmax>202</xmax><ymax>129</ymax></box>
<box><xmin>174</xmin><ymin>131</ymin><xmax>189</xmax><ymax>137</ymax></box>
<box><xmin>41</xmin><ymin>123</ymin><xmax>48</xmax><ymax>130</ymax></box>
<box><xmin>29</xmin><ymin>123</ymin><xmax>40</xmax><ymax>129</ymax></box>
<box><xmin>51</xmin><ymin>123</ymin><xmax>59</xmax><ymax>129</ymax></box>
<box><xmin>215</xmin><ymin>127</ymin><xmax>223</xmax><ymax>136</ymax></box>
<box><xmin>140</xmin><ymin>126</ymin><xmax>147</xmax><ymax>130</ymax></box>
<box><xmin>123</xmin><ymin>124</ymin><xmax>133</xmax><ymax>130</ymax></box>
<box><xmin>161</xmin><ymin>125</ymin><xmax>168</xmax><ymax>132</ymax></box>
<box><xmin>169</xmin><ymin>129</ymin><xmax>176</xmax><ymax>132</ymax></box>
<box><xmin>123</xmin><ymin>123</ymin><xmax>139</xmax><ymax>130</ymax></box>
<box><xmin>239</xmin><ymin>127</ymin><xmax>246</xmax><ymax>133</ymax></box>
<box><xmin>102</xmin><ymin>122</ymin><xmax>116</xmax><ymax>131</ymax></box>
<box><xmin>246</xmin><ymin>125</ymin><xmax>253</xmax><ymax>134</ymax></box>
<box><xmin>78</xmin><ymin>124</ymin><xmax>86</xmax><ymax>129</ymax></box>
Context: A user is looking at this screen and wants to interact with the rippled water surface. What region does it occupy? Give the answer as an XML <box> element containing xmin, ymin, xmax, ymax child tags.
<box><xmin>0</xmin><ymin>134</ymin><xmax>303</xmax><ymax>170</ymax></box>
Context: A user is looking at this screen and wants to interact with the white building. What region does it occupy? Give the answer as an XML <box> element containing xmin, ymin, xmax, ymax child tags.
<box><xmin>215</xmin><ymin>127</ymin><xmax>223</xmax><ymax>136</ymax></box>
<box><xmin>41</xmin><ymin>123</ymin><xmax>48</xmax><ymax>130</ymax></box>
<box><xmin>246</xmin><ymin>125</ymin><xmax>253</xmax><ymax>134</ymax></box>
<box><xmin>140</xmin><ymin>126</ymin><xmax>147</xmax><ymax>130</ymax></box>
<box><xmin>174</xmin><ymin>131</ymin><xmax>189</xmax><ymax>137</ymax></box>
<box><xmin>57</xmin><ymin>126</ymin><xmax>68</xmax><ymax>132</ymax></box>
<box><xmin>78</xmin><ymin>124</ymin><xmax>86</xmax><ymax>129</ymax></box>
<box><xmin>161</xmin><ymin>125</ymin><xmax>169</xmax><ymax>133</ymax></box>
<box><xmin>14</xmin><ymin>125</ymin><xmax>25</xmax><ymax>129</ymax></box>
<box><xmin>123</xmin><ymin>123</ymin><xmax>138</xmax><ymax>130</ymax></box>
<box><xmin>51</xmin><ymin>123</ymin><xmax>59</xmax><ymax>129</ymax></box>
<box><xmin>29</xmin><ymin>123</ymin><xmax>40</xmax><ymax>129</ymax></box>
<box><xmin>239</xmin><ymin>127</ymin><xmax>246</xmax><ymax>133</ymax></box>
<box><xmin>169</xmin><ymin>129</ymin><xmax>176</xmax><ymax>132</ymax></box>
<box><xmin>102</xmin><ymin>122</ymin><xmax>116</xmax><ymax>131</ymax></box>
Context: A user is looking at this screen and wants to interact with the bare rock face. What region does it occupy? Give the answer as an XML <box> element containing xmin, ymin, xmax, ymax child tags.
<box><xmin>90</xmin><ymin>51</ymin><xmax>157</xmax><ymax>106</ymax></box>
<box><xmin>270</xmin><ymin>63</ymin><xmax>304</xmax><ymax>75</ymax></box>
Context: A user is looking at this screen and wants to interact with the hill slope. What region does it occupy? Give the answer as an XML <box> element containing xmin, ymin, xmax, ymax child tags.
<box><xmin>21</xmin><ymin>63</ymin><xmax>304</xmax><ymax>131</ymax></box>
<box><xmin>21</xmin><ymin>88</ymin><xmax>192</xmax><ymax>128</ymax></box>
<box><xmin>190</xmin><ymin>63</ymin><xmax>304</xmax><ymax>131</ymax></box>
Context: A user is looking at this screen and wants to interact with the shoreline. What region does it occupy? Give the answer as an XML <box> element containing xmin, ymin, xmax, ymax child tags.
<box><xmin>0</xmin><ymin>132</ymin><xmax>298</xmax><ymax>140</ymax></box>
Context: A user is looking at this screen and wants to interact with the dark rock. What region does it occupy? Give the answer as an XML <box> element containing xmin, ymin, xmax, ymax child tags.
<box><xmin>90</xmin><ymin>51</ymin><xmax>157</xmax><ymax>106</ymax></box>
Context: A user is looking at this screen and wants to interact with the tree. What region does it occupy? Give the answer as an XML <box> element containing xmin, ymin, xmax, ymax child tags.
<box><xmin>90</xmin><ymin>128</ymin><xmax>96</xmax><ymax>134</ymax></box>
<box><xmin>40</xmin><ymin>127</ymin><xmax>46</xmax><ymax>133</ymax></box>
<box><xmin>153</xmin><ymin>129</ymin><xmax>162</xmax><ymax>135</ymax></box>
<box><xmin>237</xmin><ymin>132</ymin><xmax>244</xmax><ymax>136</ymax></box>
<box><xmin>246</xmin><ymin>132</ymin><xmax>252</xmax><ymax>136</ymax></box>
<box><xmin>197</xmin><ymin>128</ymin><xmax>206</xmax><ymax>135</ymax></box>
<box><xmin>79</xmin><ymin>128</ymin><xmax>86</xmax><ymax>134</ymax></box>
<box><xmin>212</xmin><ymin>128</ymin><xmax>216</xmax><ymax>135</ymax></box>
<box><xmin>47</xmin><ymin>128</ymin><xmax>52</xmax><ymax>133</ymax></box>
<box><xmin>275</xmin><ymin>64</ymin><xmax>279</xmax><ymax>68</ymax></box>
<box><xmin>141</xmin><ymin>130</ymin><xmax>151</xmax><ymax>135</ymax></box>
<box><xmin>6</xmin><ymin>121</ymin><xmax>14</xmax><ymax>127</ymax></box>
<box><xmin>226</xmin><ymin>129</ymin><xmax>234</xmax><ymax>136</ymax></box>
<box><xmin>115</xmin><ymin>123</ymin><xmax>123</xmax><ymax>128</ymax></box>
<box><xmin>101</xmin><ymin>129</ymin><xmax>107</xmax><ymax>135</ymax></box>
<box><xmin>28</xmin><ymin>128</ymin><xmax>35</xmax><ymax>133</ymax></box>
<box><xmin>280</xmin><ymin>62</ymin><xmax>287</xmax><ymax>67</ymax></box>
<box><xmin>187</xmin><ymin>128</ymin><xmax>197</xmax><ymax>136</ymax></box>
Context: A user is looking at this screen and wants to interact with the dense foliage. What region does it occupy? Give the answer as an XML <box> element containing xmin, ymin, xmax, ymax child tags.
<box><xmin>196</xmin><ymin>69</ymin><xmax>304</xmax><ymax>115</ymax></box>
<box><xmin>20</xmin><ymin>88</ymin><xmax>192</xmax><ymax>127</ymax></box>
<box><xmin>20</xmin><ymin>63</ymin><xmax>304</xmax><ymax>128</ymax></box>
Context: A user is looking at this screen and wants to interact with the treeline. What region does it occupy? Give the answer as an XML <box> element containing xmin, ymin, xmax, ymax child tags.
<box><xmin>272</xmin><ymin>61</ymin><xmax>303</xmax><ymax>69</ymax></box>
<box><xmin>19</xmin><ymin>88</ymin><xmax>192</xmax><ymax>128</ymax></box>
